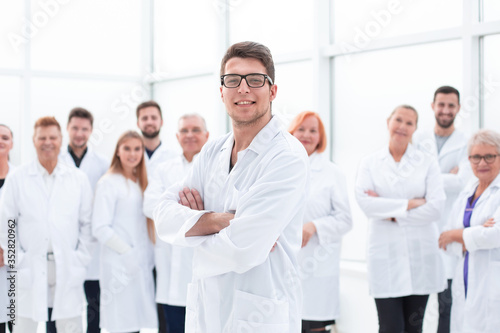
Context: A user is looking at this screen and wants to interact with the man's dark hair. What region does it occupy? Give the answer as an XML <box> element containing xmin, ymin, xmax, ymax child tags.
<box><xmin>68</xmin><ymin>107</ymin><xmax>94</xmax><ymax>127</ymax></box>
<box><xmin>220</xmin><ymin>41</ymin><xmax>275</xmax><ymax>84</ymax></box>
<box><xmin>136</xmin><ymin>100</ymin><xmax>162</xmax><ymax>119</ymax></box>
<box><xmin>433</xmin><ymin>86</ymin><xmax>460</xmax><ymax>104</ymax></box>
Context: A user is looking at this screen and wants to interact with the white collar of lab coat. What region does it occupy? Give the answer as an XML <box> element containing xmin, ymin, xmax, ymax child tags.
<box><xmin>220</xmin><ymin>115</ymin><xmax>281</xmax><ymax>155</ymax></box>
<box><xmin>308</xmin><ymin>152</ymin><xmax>325</xmax><ymax>171</ymax></box>
<box><xmin>436</xmin><ymin>129</ymin><xmax>467</xmax><ymax>158</ymax></box>
<box><xmin>380</xmin><ymin>143</ymin><xmax>416</xmax><ymax>162</ymax></box>
<box><xmin>30</xmin><ymin>158</ymin><xmax>66</xmax><ymax>177</ymax></box>
<box><xmin>464</xmin><ymin>171</ymin><xmax>500</xmax><ymax>195</ymax></box>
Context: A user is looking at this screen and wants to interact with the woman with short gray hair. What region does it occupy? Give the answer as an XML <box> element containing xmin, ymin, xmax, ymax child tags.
<box><xmin>439</xmin><ymin>129</ymin><xmax>500</xmax><ymax>333</ymax></box>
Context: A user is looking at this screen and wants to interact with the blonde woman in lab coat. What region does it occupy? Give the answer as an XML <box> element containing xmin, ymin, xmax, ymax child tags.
<box><xmin>355</xmin><ymin>105</ymin><xmax>446</xmax><ymax>333</ymax></box>
<box><xmin>0</xmin><ymin>124</ymin><xmax>14</xmax><ymax>333</ymax></box>
<box><xmin>439</xmin><ymin>129</ymin><xmax>500</xmax><ymax>333</ymax></box>
<box><xmin>92</xmin><ymin>131</ymin><xmax>157</xmax><ymax>333</ymax></box>
<box><xmin>289</xmin><ymin>111</ymin><xmax>352</xmax><ymax>333</ymax></box>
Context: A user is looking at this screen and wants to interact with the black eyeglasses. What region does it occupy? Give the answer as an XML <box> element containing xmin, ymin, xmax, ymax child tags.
<box><xmin>220</xmin><ymin>73</ymin><xmax>273</xmax><ymax>88</ymax></box>
<box><xmin>469</xmin><ymin>154</ymin><xmax>499</xmax><ymax>164</ymax></box>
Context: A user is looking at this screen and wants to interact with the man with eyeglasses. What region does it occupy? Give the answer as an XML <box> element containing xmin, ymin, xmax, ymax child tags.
<box><xmin>413</xmin><ymin>86</ymin><xmax>472</xmax><ymax>333</ymax></box>
<box><xmin>153</xmin><ymin>41</ymin><xmax>309</xmax><ymax>332</ymax></box>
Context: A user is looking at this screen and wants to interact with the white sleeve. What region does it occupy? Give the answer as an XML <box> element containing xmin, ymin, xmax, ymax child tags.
<box><xmin>153</xmin><ymin>150</ymin><xmax>212</xmax><ymax>248</ymax></box>
<box><xmin>144</xmin><ymin>165</ymin><xmax>168</xmax><ymax>219</ymax></box>
<box><xmin>441</xmin><ymin>194</ymin><xmax>466</xmax><ymax>257</ymax></box>
<box><xmin>442</xmin><ymin>147</ymin><xmax>473</xmax><ymax>194</ymax></box>
<box><xmin>398</xmin><ymin>159</ymin><xmax>446</xmax><ymax>226</ymax></box>
<box><xmin>190</xmin><ymin>151</ymin><xmax>309</xmax><ymax>278</ymax></box>
<box><xmin>355</xmin><ymin>157</ymin><xmax>408</xmax><ymax>219</ymax></box>
<box><xmin>463</xmin><ymin>203</ymin><xmax>500</xmax><ymax>252</ymax></box>
<box><xmin>313</xmin><ymin>169</ymin><xmax>352</xmax><ymax>244</ymax></box>
<box><xmin>0</xmin><ymin>174</ymin><xmax>25</xmax><ymax>266</ymax></box>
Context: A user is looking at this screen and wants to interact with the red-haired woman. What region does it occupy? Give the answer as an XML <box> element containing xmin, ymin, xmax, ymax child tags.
<box><xmin>92</xmin><ymin>131</ymin><xmax>157</xmax><ymax>333</ymax></box>
<box><xmin>289</xmin><ymin>111</ymin><xmax>352</xmax><ymax>333</ymax></box>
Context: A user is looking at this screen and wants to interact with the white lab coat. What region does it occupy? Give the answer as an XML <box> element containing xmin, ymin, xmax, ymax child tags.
<box><xmin>144</xmin><ymin>155</ymin><xmax>195</xmax><ymax>306</ymax></box>
<box><xmin>0</xmin><ymin>162</ymin><xmax>14</xmax><ymax>323</ymax></box>
<box><xmin>355</xmin><ymin>144</ymin><xmax>446</xmax><ymax>298</ymax></box>
<box><xmin>298</xmin><ymin>153</ymin><xmax>352</xmax><ymax>321</ymax></box>
<box><xmin>444</xmin><ymin>174</ymin><xmax>500</xmax><ymax>333</ymax></box>
<box><xmin>145</xmin><ymin>143</ymin><xmax>177</xmax><ymax>176</ymax></box>
<box><xmin>154</xmin><ymin>116</ymin><xmax>309</xmax><ymax>333</ymax></box>
<box><xmin>0</xmin><ymin>160</ymin><xmax>93</xmax><ymax>321</ymax></box>
<box><xmin>60</xmin><ymin>146</ymin><xmax>109</xmax><ymax>280</ymax></box>
<box><xmin>414</xmin><ymin>129</ymin><xmax>472</xmax><ymax>278</ymax></box>
<box><xmin>92</xmin><ymin>173</ymin><xmax>157</xmax><ymax>332</ymax></box>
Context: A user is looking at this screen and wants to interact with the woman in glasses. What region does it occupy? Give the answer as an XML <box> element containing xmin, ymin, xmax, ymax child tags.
<box><xmin>355</xmin><ymin>105</ymin><xmax>446</xmax><ymax>333</ymax></box>
<box><xmin>0</xmin><ymin>124</ymin><xmax>14</xmax><ymax>333</ymax></box>
<box><xmin>92</xmin><ymin>131</ymin><xmax>157</xmax><ymax>333</ymax></box>
<box><xmin>289</xmin><ymin>111</ymin><xmax>352</xmax><ymax>333</ymax></box>
<box><xmin>439</xmin><ymin>129</ymin><xmax>500</xmax><ymax>333</ymax></box>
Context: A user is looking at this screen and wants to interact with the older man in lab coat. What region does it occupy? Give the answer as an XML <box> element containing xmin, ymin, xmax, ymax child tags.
<box><xmin>413</xmin><ymin>86</ymin><xmax>472</xmax><ymax>333</ymax></box>
<box><xmin>144</xmin><ymin>113</ymin><xmax>209</xmax><ymax>333</ymax></box>
<box><xmin>0</xmin><ymin>116</ymin><xmax>93</xmax><ymax>333</ymax></box>
<box><xmin>154</xmin><ymin>41</ymin><xmax>309</xmax><ymax>333</ymax></box>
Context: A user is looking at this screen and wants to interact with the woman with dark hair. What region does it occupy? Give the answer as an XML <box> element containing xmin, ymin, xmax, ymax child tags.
<box><xmin>289</xmin><ymin>111</ymin><xmax>352</xmax><ymax>333</ymax></box>
<box><xmin>0</xmin><ymin>124</ymin><xmax>14</xmax><ymax>333</ymax></box>
<box><xmin>92</xmin><ymin>131</ymin><xmax>157</xmax><ymax>333</ymax></box>
<box><xmin>355</xmin><ymin>105</ymin><xmax>446</xmax><ymax>333</ymax></box>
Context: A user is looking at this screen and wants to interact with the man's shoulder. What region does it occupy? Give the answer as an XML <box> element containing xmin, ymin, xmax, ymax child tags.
<box><xmin>87</xmin><ymin>149</ymin><xmax>109</xmax><ymax>165</ymax></box>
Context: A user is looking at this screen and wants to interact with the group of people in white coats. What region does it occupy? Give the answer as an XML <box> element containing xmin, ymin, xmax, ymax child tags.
<box><xmin>356</xmin><ymin>85</ymin><xmax>500</xmax><ymax>333</ymax></box>
<box><xmin>1</xmin><ymin>40</ymin><xmax>499</xmax><ymax>333</ymax></box>
<box><xmin>0</xmin><ymin>101</ymin><xmax>213</xmax><ymax>333</ymax></box>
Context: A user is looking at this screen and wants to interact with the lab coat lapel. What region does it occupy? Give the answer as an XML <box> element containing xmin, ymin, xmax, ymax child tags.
<box><xmin>438</xmin><ymin>130</ymin><xmax>462</xmax><ymax>159</ymax></box>
<box><xmin>380</xmin><ymin>148</ymin><xmax>401</xmax><ymax>187</ymax></box>
<box><xmin>29</xmin><ymin>161</ymin><xmax>49</xmax><ymax>199</ymax></box>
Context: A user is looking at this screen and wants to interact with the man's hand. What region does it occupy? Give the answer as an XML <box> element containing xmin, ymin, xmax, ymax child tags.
<box><xmin>483</xmin><ymin>217</ymin><xmax>495</xmax><ymax>227</ymax></box>
<box><xmin>449</xmin><ymin>166</ymin><xmax>459</xmax><ymax>174</ymax></box>
<box><xmin>365</xmin><ymin>190</ymin><xmax>379</xmax><ymax>197</ymax></box>
<box><xmin>179</xmin><ymin>187</ymin><xmax>204</xmax><ymax>210</ymax></box>
<box><xmin>408</xmin><ymin>198</ymin><xmax>426</xmax><ymax>210</ymax></box>
<box><xmin>185</xmin><ymin>212</ymin><xmax>234</xmax><ymax>237</ymax></box>
<box><xmin>302</xmin><ymin>222</ymin><xmax>317</xmax><ymax>248</ymax></box>
<box><xmin>439</xmin><ymin>228</ymin><xmax>464</xmax><ymax>250</ymax></box>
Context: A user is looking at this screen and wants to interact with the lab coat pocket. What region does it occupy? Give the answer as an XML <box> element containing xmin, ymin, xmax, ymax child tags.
<box><xmin>17</xmin><ymin>267</ymin><xmax>32</xmax><ymax>290</ymax></box>
<box><xmin>488</xmin><ymin>262</ymin><xmax>500</xmax><ymax>300</ymax></box>
<box><xmin>68</xmin><ymin>251</ymin><xmax>87</xmax><ymax>287</ymax></box>
<box><xmin>487</xmin><ymin>262</ymin><xmax>500</xmax><ymax>330</ymax></box>
<box><xmin>312</xmin><ymin>243</ymin><xmax>340</xmax><ymax>278</ymax></box>
<box><xmin>232</xmin><ymin>290</ymin><xmax>289</xmax><ymax>332</ymax></box>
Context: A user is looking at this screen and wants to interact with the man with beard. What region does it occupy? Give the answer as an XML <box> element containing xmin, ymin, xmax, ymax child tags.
<box><xmin>136</xmin><ymin>100</ymin><xmax>176</xmax><ymax>333</ymax></box>
<box><xmin>413</xmin><ymin>86</ymin><xmax>472</xmax><ymax>333</ymax></box>
<box><xmin>136</xmin><ymin>100</ymin><xmax>176</xmax><ymax>175</ymax></box>
<box><xmin>59</xmin><ymin>107</ymin><xmax>109</xmax><ymax>333</ymax></box>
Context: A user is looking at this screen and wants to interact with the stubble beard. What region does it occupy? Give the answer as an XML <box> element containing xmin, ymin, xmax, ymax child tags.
<box><xmin>436</xmin><ymin>116</ymin><xmax>455</xmax><ymax>129</ymax></box>
<box><xmin>141</xmin><ymin>130</ymin><xmax>160</xmax><ymax>139</ymax></box>
<box><xmin>231</xmin><ymin>105</ymin><xmax>271</xmax><ymax>129</ymax></box>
